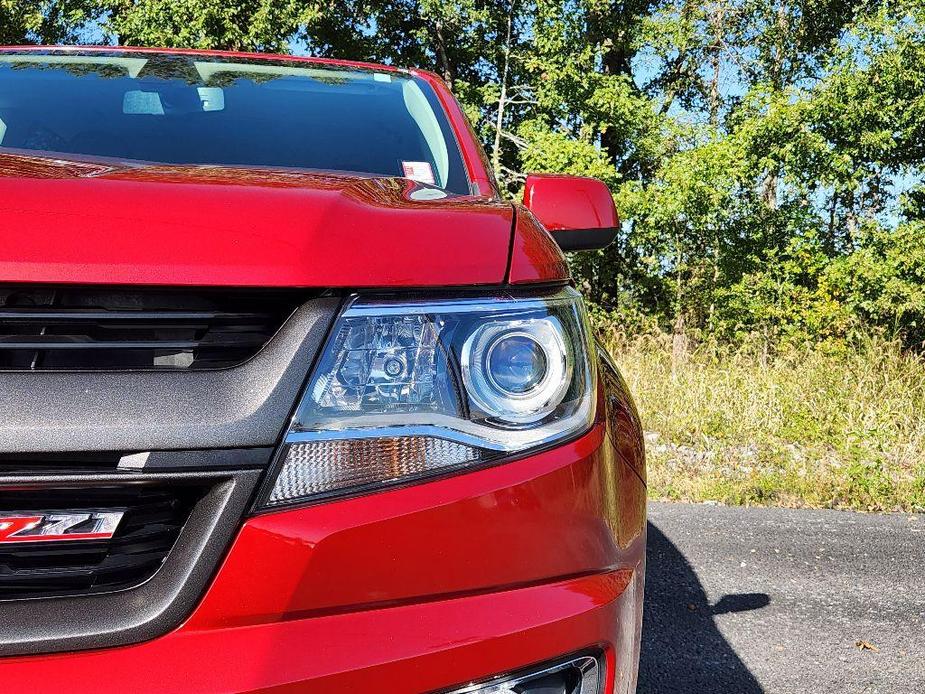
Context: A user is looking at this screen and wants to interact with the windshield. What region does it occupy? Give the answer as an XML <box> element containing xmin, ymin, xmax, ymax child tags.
<box><xmin>0</xmin><ymin>52</ymin><xmax>471</xmax><ymax>193</ymax></box>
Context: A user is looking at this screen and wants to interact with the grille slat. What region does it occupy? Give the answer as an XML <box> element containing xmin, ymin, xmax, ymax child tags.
<box><xmin>0</xmin><ymin>287</ymin><xmax>301</xmax><ymax>370</ymax></box>
<box><xmin>0</xmin><ymin>337</ymin><xmax>267</xmax><ymax>350</ymax></box>
<box><xmin>0</xmin><ymin>310</ymin><xmax>267</xmax><ymax>321</ymax></box>
<box><xmin>0</xmin><ymin>485</ymin><xmax>201</xmax><ymax>599</ymax></box>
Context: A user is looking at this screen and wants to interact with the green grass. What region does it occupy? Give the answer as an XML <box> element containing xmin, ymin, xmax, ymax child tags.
<box><xmin>598</xmin><ymin>328</ymin><xmax>925</xmax><ymax>512</ymax></box>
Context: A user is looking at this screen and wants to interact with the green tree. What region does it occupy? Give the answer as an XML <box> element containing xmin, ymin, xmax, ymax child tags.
<box><xmin>105</xmin><ymin>0</ymin><xmax>302</xmax><ymax>51</ymax></box>
<box><xmin>0</xmin><ymin>0</ymin><xmax>100</xmax><ymax>43</ymax></box>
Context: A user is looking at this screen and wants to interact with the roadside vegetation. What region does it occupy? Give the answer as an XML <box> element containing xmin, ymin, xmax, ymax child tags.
<box><xmin>9</xmin><ymin>0</ymin><xmax>925</xmax><ymax>511</ymax></box>
<box><xmin>598</xmin><ymin>321</ymin><xmax>925</xmax><ymax>512</ymax></box>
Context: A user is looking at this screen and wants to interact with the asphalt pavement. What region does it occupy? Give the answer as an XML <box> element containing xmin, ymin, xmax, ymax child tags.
<box><xmin>639</xmin><ymin>502</ymin><xmax>925</xmax><ymax>694</ymax></box>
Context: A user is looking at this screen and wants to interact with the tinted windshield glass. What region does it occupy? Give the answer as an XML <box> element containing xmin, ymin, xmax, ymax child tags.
<box><xmin>0</xmin><ymin>52</ymin><xmax>470</xmax><ymax>193</ymax></box>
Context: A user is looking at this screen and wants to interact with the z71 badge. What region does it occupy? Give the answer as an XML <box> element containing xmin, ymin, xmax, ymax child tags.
<box><xmin>0</xmin><ymin>511</ymin><xmax>124</xmax><ymax>544</ymax></box>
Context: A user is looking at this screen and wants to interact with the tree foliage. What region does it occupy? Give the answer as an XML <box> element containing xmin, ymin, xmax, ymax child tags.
<box><xmin>0</xmin><ymin>0</ymin><xmax>99</xmax><ymax>43</ymax></box>
<box><xmin>10</xmin><ymin>0</ymin><xmax>925</xmax><ymax>348</ymax></box>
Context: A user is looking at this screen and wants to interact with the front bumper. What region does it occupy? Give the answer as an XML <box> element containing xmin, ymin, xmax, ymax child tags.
<box><xmin>2</xmin><ymin>421</ymin><xmax>646</xmax><ymax>693</ymax></box>
<box><xmin>4</xmin><ymin>567</ymin><xmax>641</xmax><ymax>693</ymax></box>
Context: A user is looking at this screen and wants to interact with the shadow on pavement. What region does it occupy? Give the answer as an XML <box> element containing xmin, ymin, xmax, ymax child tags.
<box><xmin>637</xmin><ymin>522</ymin><xmax>767</xmax><ymax>693</ymax></box>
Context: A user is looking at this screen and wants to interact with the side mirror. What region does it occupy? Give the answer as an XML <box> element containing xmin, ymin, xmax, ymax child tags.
<box><xmin>522</xmin><ymin>174</ymin><xmax>619</xmax><ymax>252</ymax></box>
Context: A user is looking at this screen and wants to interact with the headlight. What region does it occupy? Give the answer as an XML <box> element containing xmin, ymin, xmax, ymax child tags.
<box><xmin>461</xmin><ymin>316</ymin><xmax>572</xmax><ymax>423</ymax></box>
<box><xmin>259</xmin><ymin>287</ymin><xmax>595</xmax><ymax>508</ymax></box>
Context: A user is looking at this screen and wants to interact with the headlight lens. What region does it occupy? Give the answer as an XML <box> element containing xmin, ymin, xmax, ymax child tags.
<box><xmin>488</xmin><ymin>333</ymin><xmax>549</xmax><ymax>393</ymax></box>
<box><xmin>260</xmin><ymin>287</ymin><xmax>595</xmax><ymax>507</ymax></box>
<box><xmin>462</xmin><ymin>317</ymin><xmax>571</xmax><ymax>423</ymax></box>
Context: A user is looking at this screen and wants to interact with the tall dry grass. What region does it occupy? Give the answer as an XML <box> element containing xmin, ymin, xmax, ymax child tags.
<box><xmin>598</xmin><ymin>325</ymin><xmax>925</xmax><ymax>512</ymax></box>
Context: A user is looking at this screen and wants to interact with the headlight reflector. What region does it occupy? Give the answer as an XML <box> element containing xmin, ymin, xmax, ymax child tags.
<box><xmin>260</xmin><ymin>288</ymin><xmax>595</xmax><ymax>507</ymax></box>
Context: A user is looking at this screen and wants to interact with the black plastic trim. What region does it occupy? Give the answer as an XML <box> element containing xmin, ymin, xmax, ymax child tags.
<box><xmin>0</xmin><ymin>298</ymin><xmax>340</xmax><ymax>453</ymax></box>
<box><xmin>0</xmin><ymin>468</ymin><xmax>260</xmax><ymax>656</ymax></box>
<box><xmin>550</xmin><ymin>226</ymin><xmax>618</xmax><ymax>252</ymax></box>
<box><xmin>117</xmin><ymin>447</ymin><xmax>274</xmax><ymax>471</ymax></box>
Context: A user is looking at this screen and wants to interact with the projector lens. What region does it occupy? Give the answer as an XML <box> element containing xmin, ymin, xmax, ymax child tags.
<box><xmin>487</xmin><ymin>333</ymin><xmax>548</xmax><ymax>394</ymax></box>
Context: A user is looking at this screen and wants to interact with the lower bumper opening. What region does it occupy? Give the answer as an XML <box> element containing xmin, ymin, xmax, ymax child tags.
<box><xmin>442</xmin><ymin>651</ymin><xmax>605</xmax><ymax>694</ymax></box>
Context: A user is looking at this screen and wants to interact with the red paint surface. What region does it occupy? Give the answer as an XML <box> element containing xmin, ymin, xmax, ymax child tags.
<box><xmin>508</xmin><ymin>204</ymin><xmax>571</xmax><ymax>283</ymax></box>
<box><xmin>523</xmin><ymin>174</ymin><xmax>619</xmax><ymax>231</ymax></box>
<box><xmin>2</xmin><ymin>572</ymin><xmax>636</xmax><ymax>693</ymax></box>
<box><xmin>0</xmin><ymin>158</ymin><xmax>512</xmax><ymax>287</ymax></box>
<box><xmin>190</xmin><ymin>421</ymin><xmax>640</xmax><ymax>627</ymax></box>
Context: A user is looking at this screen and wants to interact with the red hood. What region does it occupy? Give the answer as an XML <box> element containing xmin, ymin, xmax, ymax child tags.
<box><xmin>0</xmin><ymin>153</ymin><xmax>513</xmax><ymax>287</ymax></box>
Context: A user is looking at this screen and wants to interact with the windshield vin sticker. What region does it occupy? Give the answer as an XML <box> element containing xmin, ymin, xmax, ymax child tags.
<box><xmin>402</xmin><ymin>161</ymin><xmax>436</xmax><ymax>186</ymax></box>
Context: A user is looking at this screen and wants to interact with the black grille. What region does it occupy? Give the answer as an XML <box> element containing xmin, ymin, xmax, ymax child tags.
<box><xmin>0</xmin><ymin>484</ymin><xmax>202</xmax><ymax>599</ymax></box>
<box><xmin>0</xmin><ymin>286</ymin><xmax>302</xmax><ymax>370</ymax></box>
<box><xmin>0</xmin><ymin>452</ymin><xmax>122</xmax><ymax>475</ymax></box>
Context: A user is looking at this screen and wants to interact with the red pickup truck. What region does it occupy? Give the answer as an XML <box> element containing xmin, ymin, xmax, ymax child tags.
<box><xmin>0</xmin><ymin>46</ymin><xmax>646</xmax><ymax>694</ymax></box>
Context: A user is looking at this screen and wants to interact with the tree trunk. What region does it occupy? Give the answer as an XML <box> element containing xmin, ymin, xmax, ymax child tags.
<box><xmin>492</xmin><ymin>6</ymin><xmax>515</xmax><ymax>179</ymax></box>
<box><xmin>431</xmin><ymin>19</ymin><xmax>454</xmax><ymax>88</ymax></box>
<box><xmin>761</xmin><ymin>1</ymin><xmax>790</xmax><ymax>210</ymax></box>
<box><xmin>708</xmin><ymin>0</ymin><xmax>725</xmax><ymax>128</ymax></box>
<box><xmin>599</xmin><ymin>42</ymin><xmax>631</xmax><ymax>167</ymax></box>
